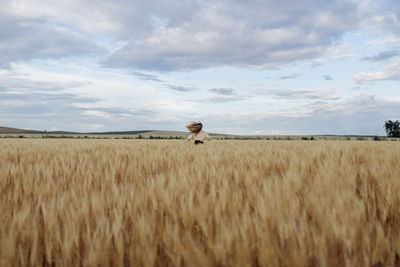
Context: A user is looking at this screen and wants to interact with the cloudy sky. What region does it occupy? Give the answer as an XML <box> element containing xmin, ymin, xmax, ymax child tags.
<box><xmin>0</xmin><ymin>0</ymin><xmax>399</xmax><ymax>135</ymax></box>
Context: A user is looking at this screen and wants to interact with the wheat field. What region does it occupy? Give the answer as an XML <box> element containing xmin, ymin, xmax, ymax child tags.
<box><xmin>0</xmin><ymin>139</ymin><xmax>399</xmax><ymax>266</ymax></box>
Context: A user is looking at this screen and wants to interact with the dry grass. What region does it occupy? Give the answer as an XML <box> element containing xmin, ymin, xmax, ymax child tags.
<box><xmin>0</xmin><ymin>139</ymin><xmax>399</xmax><ymax>267</ymax></box>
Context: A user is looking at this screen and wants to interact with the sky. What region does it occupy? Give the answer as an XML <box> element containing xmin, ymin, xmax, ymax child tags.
<box><xmin>0</xmin><ymin>0</ymin><xmax>399</xmax><ymax>135</ymax></box>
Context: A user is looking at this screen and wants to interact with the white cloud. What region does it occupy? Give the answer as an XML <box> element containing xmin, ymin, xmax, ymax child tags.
<box><xmin>366</xmin><ymin>37</ymin><xmax>400</xmax><ymax>48</ymax></box>
<box><xmin>2</xmin><ymin>0</ymin><xmax>400</xmax><ymax>72</ymax></box>
<box><xmin>7</xmin><ymin>0</ymin><xmax>200</xmax><ymax>39</ymax></box>
<box><xmin>0</xmin><ymin>4</ymin><xmax>103</xmax><ymax>66</ymax></box>
<box><xmin>353</xmin><ymin>61</ymin><xmax>400</xmax><ymax>81</ymax></box>
<box><xmin>360</xmin><ymin>0</ymin><xmax>400</xmax><ymax>35</ymax></box>
<box><xmin>0</xmin><ymin>73</ymin><xmax>88</xmax><ymax>92</ymax></box>
<box><xmin>104</xmin><ymin>0</ymin><xmax>359</xmax><ymax>71</ymax></box>
<box><xmin>83</xmin><ymin>110</ymin><xmax>112</xmax><ymax>119</ymax></box>
<box><xmin>248</xmin><ymin>87</ymin><xmax>339</xmax><ymax>100</ymax></box>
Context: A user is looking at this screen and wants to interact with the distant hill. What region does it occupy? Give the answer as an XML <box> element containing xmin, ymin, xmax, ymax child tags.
<box><xmin>0</xmin><ymin>125</ymin><xmax>385</xmax><ymax>140</ymax></box>
<box><xmin>89</xmin><ymin>130</ymin><xmax>156</xmax><ymax>135</ymax></box>
<box><xmin>0</xmin><ymin>126</ymin><xmax>42</xmax><ymax>134</ymax></box>
<box><xmin>0</xmin><ymin>126</ymin><xmax>187</xmax><ymax>137</ymax></box>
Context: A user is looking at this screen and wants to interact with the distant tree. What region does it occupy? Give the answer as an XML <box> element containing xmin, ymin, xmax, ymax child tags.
<box><xmin>384</xmin><ymin>120</ymin><xmax>400</xmax><ymax>137</ymax></box>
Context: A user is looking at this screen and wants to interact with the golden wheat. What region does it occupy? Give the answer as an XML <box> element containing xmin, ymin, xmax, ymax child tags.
<box><xmin>0</xmin><ymin>139</ymin><xmax>399</xmax><ymax>266</ymax></box>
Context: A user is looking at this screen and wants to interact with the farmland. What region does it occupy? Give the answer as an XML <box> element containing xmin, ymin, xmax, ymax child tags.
<box><xmin>1</xmin><ymin>139</ymin><xmax>399</xmax><ymax>266</ymax></box>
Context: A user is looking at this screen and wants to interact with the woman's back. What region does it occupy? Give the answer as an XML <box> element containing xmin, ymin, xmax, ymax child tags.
<box><xmin>187</xmin><ymin>130</ymin><xmax>210</xmax><ymax>141</ymax></box>
<box><xmin>186</xmin><ymin>122</ymin><xmax>211</xmax><ymax>144</ymax></box>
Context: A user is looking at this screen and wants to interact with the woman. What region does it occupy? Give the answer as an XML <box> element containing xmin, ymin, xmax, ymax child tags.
<box><xmin>186</xmin><ymin>122</ymin><xmax>211</xmax><ymax>144</ymax></box>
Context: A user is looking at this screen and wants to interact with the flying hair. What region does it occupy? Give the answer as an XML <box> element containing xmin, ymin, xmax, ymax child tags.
<box><xmin>186</xmin><ymin>122</ymin><xmax>203</xmax><ymax>133</ymax></box>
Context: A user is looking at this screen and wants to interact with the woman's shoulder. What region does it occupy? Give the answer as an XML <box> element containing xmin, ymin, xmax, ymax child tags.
<box><xmin>200</xmin><ymin>130</ymin><xmax>209</xmax><ymax>136</ymax></box>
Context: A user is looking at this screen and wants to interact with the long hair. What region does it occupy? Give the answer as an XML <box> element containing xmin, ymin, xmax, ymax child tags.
<box><xmin>186</xmin><ymin>122</ymin><xmax>202</xmax><ymax>133</ymax></box>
